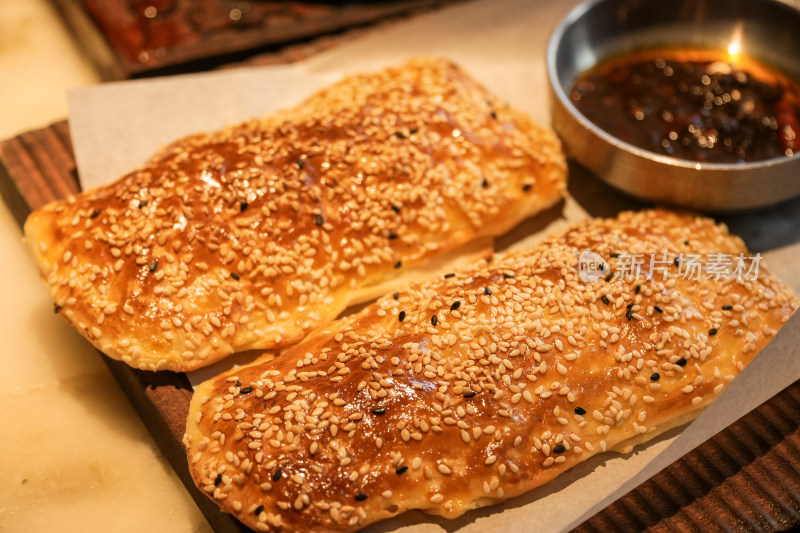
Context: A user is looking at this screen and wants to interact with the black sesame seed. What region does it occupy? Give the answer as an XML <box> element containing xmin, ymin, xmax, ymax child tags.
<box><xmin>626</xmin><ymin>309</ymin><xmax>633</xmax><ymax>320</ymax></box>
<box><xmin>409</xmin><ymin>128</ymin><xmax>419</xmax><ymax>134</ymax></box>
<box><xmin>684</xmin><ymin>240</ymin><xmax>690</xmax><ymax>245</ymax></box>
<box><xmin>574</xmin><ymin>406</ymin><xmax>587</xmax><ymax>415</ymax></box>
<box><xmin>235</xmin><ymin>380</ymin><xmax>241</xmax><ymax>387</ymax></box>
<box><xmin>553</xmin><ymin>445</ymin><xmax>566</xmax><ymax>454</ymax></box>
<box><xmin>503</xmin><ymin>273</ymin><xmax>514</xmax><ymax>279</ymax></box>
<box><xmin>393</xmin><ymin>292</ymin><xmax>400</xmax><ymax>300</ymax></box>
<box><xmin>149</xmin><ymin>259</ymin><xmax>158</xmax><ymax>272</ymax></box>
<box><xmin>674</xmin><ymin>257</ymin><xmax>681</xmax><ymax>267</ymax></box>
<box><xmin>372</xmin><ymin>407</ymin><xmax>386</xmax><ymax>415</ymax></box>
<box><xmin>395</xmin><ymin>131</ymin><xmax>406</xmax><ymax>139</ymax></box>
<box><xmin>635</xmin><ymin>285</ymin><xmax>641</xmax><ymax>294</ymax></box>
<box><xmin>138</xmin><ymin>200</ymin><xmax>148</xmax><ymax>208</ymax></box>
<box><xmin>522</xmin><ymin>184</ymin><xmax>532</xmax><ymax>192</ymax></box>
<box><xmin>394</xmin><ymin>261</ymin><xmax>402</xmax><ymax>269</ymax></box>
<box><xmin>90</xmin><ymin>208</ymin><xmax>101</xmax><ymax>219</ymax></box>
<box><xmin>391</xmin><ymin>204</ymin><xmax>401</xmax><ymax>214</ymax></box>
<box><xmin>296</xmin><ymin>158</ymin><xmax>304</xmax><ymax>169</ymax></box>
<box><xmin>650</xmin><ymin>372</ymin><xmax>661</xmax><ymax>381</ymax></box>
<box><xmin>272</xmin><ymin>469</ymin><xmax>283</xmax><ymax>482</ymax></box>
<box><xmin>610</xmin><ymin>252</ymin><xmax>620</xmax><ymax>258</ymax></box>
<box><xmin>708</xmin><ymin>328</ymin><xmax>718</xmax><ymax>336</ymax></box>
<box><xmin>395</xmin><ymin>466</ymin><xmax>408</xmax><ymax>475</ymax></box>
<box><xmin>444</xmin><ymin>273</ymin><xmax>456</xmax><ymax>279</ymax></box>
<box><xmin>53</xmin><ymin>304</ymin><xmax>62</xmax><ymax>314</ymax></box>
<box><xmin>600</xmin><ymin>295</ymin><xmax>610</xmax><ymax>306</ymax></box>
<box><xmin>355</xmin><ymin>493</ymin><xmax>368</xmax><ymax>502</ymax></box>
<box><xmin>722</xmin><ymin>305</ymin><xmax>733</xmax><ymax>310</ymax></box>
<box><xmin>388</xmin><ymin>232</ymin><xmax>398</xmax><ymax>240</ymax></box>
<box><xmin>214</xmin><ymin>474</ymin><xmax>222</xmax><ymax>486</ymax></box>
<box><xmin>240</xmin><ymin>386</ymin><xmax>252</xmax><ymax>394</ymax></box>
<box><xmin>431</xmin><ymin>315</ymin><xmax>438</xmax><ymax>327</ymax></box>
<box><xmin>676</xmin><ymin>358</ymin><xmax>688</xmax><ymax>367</ymax></box>
<box><xmin>490</xmin><ymin>110</ymin><xmax>498</xmax><ymax>119</ymax></box>
<box><xmin>484</xmin><ymin>287</ymin><xmax>492</xmax><ymax>295</ymax></box>
<box><xmin>254</xmin><ymin>505</ymin><xmax>264</xmax><ymax>515</ymax></box>
<box><xmin>315</xmin><ymin>214</ymin><xmax>324</xmax><ymax>227</ymax></box>
<box><xmin>653</xmin><ymin>305</ymin><xmax>663</xmax><ymax>313</ymax></box>
<box><xmin>626</xmin><ymin>302</ymin><xmax>635</xmax><ymax>309</ymax></box>
<box><xmin>464</xmin><ymin>391</ymin><xmax>476</xmax><ymax>398</ymax></box>
<box><xmin>482</xmin><ymin>178</ymin><xmax>489</xmax><ymax>188</ymax></box>
<box><xmin>450</xmin><ymin>301</ymin><xmax>461</xmax><ymax>311</ymax></box>
<box><xmin>398</xmin><ymin>311</ymin><xmax>406</xmax><ymax>322</ymax></box>
<box><xmin>605</xmin><ymin>271</ymin><xmax>615</xmax><ymax>282</ymax></box>
<box><xmin>240</xmin><ymin>201</ymin><xmax>248</xmax><ymax>212</ymax></box>
<box><xmin>230</xmin><ymin>272</ymin><xmax>240</xmax><ymax>281</ymax></box>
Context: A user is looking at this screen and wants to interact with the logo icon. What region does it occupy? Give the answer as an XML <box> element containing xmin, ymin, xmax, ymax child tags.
<box><xmin>578</xmin><ymin>250</ymin><xmax>609</xmax><ymax>283</ymax></box>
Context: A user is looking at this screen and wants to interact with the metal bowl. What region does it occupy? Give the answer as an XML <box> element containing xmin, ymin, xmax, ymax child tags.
<box><xmin>547</xmin><ymin>0</ymin><xmax>800</xmax><ymax>212</ymax></box>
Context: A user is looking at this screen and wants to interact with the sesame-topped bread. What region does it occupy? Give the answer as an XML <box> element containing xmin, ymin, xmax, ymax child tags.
<box><xmin>23</xmin><ymin>57</ymin><xmax>566</xmax><ymax>372</ymax></box>
<box><xmin>184</xmin><ymin>209</ymin><xmax>795</xmax><ymax>532</ymax></box>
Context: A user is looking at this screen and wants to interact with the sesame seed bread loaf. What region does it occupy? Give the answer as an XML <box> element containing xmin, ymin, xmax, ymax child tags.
<box><xmin>23</xmin><ymin>57</ymin><xmax>566</xmax><ymax>372</ymax></box>
<box><xmin>184</xmin><ymin>209</ymin><xmax>795</xmax><ymax>532</ymax></box>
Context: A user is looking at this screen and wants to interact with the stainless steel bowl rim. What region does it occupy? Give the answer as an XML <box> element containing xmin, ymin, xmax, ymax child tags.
<box><xmin>546</xmin><ymin>0</ymin><xmax>800</xmax><ymax>172</ymax></box>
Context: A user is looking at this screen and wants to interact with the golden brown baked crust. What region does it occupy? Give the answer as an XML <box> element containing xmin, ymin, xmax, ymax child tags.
<box><xmin>184</xmin><ymin>209</ymin><xmax>796</xmax><ymax>532</ymax></box>
<box><xmin>23</xmin><ymin>57</ymin><xmax>566</xmax><ymax>371</ymax></box>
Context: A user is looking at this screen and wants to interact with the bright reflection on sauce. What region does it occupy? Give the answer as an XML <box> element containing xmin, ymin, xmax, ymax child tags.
<box><xmin>727</xmin><ymin>22</ymin><xmax>743</xmax><ymax>62</ymax></box>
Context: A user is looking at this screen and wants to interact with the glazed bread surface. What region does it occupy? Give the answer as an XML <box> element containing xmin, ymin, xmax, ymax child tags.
<box><xmin>184</xmin><ymin>209</ymin><xmax>796</xmax><ymax>532</ymax></box>
<box><xmin>23</xmin><ymin>57</ymin><xmax>566</xmax><ymax>371</ymax></box>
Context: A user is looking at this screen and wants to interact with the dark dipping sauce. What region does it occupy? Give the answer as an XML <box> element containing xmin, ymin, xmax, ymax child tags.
<box><xmin>571</xmin><ymin>49</ymin><xmax>800</xmax><ymax>163</ymax></box>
